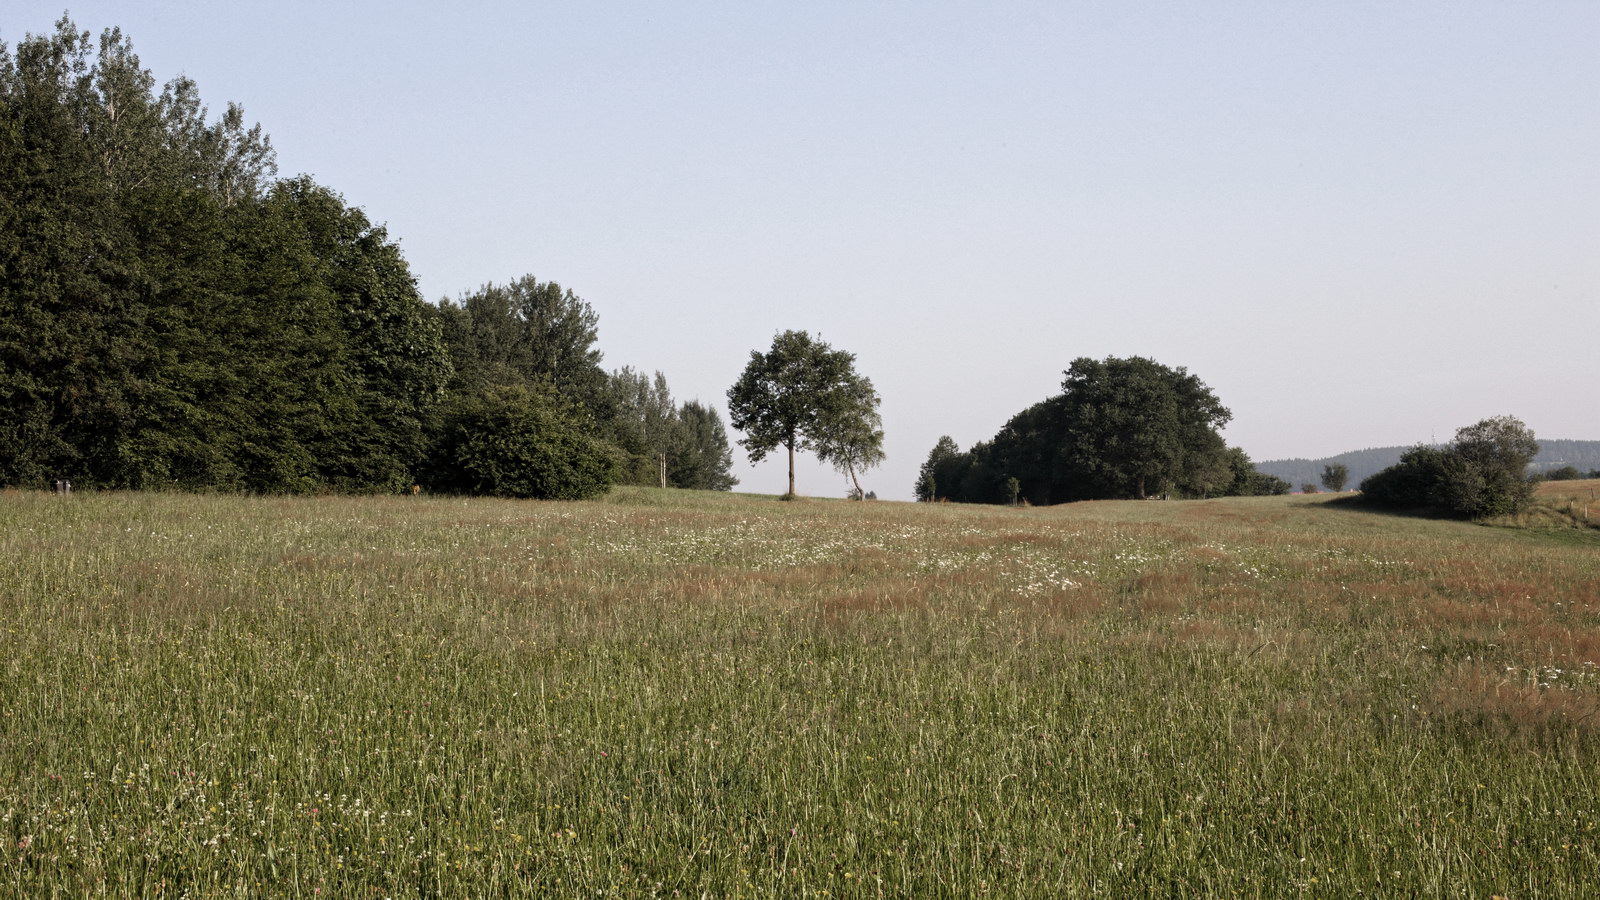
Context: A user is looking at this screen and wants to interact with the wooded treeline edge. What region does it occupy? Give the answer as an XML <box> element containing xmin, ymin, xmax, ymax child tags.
<box><xmin>0</xmin><ymin>18</ymin><xmax>736</xmax><ymax>498</ymax></box>
<box><xmin>1</xmin><ymin>19</ymin><xmax>1562</xmax><ymax>516</ymax></box>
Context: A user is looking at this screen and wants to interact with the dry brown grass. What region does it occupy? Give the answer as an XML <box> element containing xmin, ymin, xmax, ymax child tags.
<box><xmin>1485</xmin><ymin>477</ymin><xmax>1600</xmax><ymax>530</ymax></box>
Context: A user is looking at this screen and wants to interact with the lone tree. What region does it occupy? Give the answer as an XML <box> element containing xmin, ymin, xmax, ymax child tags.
<box><xmin>815</xmin><ymin>390</ymin><xmax>886</xmax><ymax>499</ymax></box>
<box><xmin>1442</xmin><ymin>415</ymin><xmax>1539</xmax><ymax>517</ymax></box>
<box><xmin>1320</xmin><ymin>463</ymin><xmax>1349</xmax><ymax>493</ymax></box>
<box><xmin>727</xmin><ymin>330</ymin><xmax>882</xmax><ymax>499</ymax></box>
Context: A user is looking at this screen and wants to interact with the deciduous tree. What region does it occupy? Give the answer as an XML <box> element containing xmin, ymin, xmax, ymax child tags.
<box><xmin>672</xmin><ymin>401</ymin><xmax>739</xmax><ymax>491</ymax></box>
<box><xmin>1056</xmin><ymin>357</ymin><xmax>1232</xmax><ymax>499</ymax></box>
<box><xmin>434</xmin><ymin>276</ymin><xmax>610</xmax><ymax>422</ymax></box>
<box><xmin>814</xmin><ymin>377</ymin><xmax>885</xmax><ymax>499</ymax></box>
<box><xmin>1360</xmin><ymin>416</ymin><xmax>1538</xmax><ymax>518</ymax></box>
<box><xmin>915</xmin><ymin>435</ymin><xmax>962</xmax><ymax>501</ymax></box>
<box><xmin>1320</xmin><ymin>463</ymin><xmax>1349</xmax><ymax>493</ymax></box>
<box><xmin>727</xmin><ymin>330</ymin><xmax>880</xmax><ymax>499</ymax></box>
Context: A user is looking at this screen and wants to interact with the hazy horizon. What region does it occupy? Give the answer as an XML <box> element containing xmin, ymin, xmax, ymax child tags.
<box><xmin>9</xmin><ymin>2</ymin><xmax>1596</xmax><ymax>500</ymax></box>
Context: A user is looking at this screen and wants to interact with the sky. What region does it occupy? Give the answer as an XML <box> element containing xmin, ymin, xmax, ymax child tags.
<box><xmin>9</xmin><ymin>1</ymin><xmax>1598</xmax><ymax>499</ymax></box>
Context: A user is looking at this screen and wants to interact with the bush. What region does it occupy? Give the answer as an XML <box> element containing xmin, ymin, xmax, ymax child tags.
<box><xmin>1252</xmin><ymin>474</ymin><xmax>1292</xmax><ymax>496</ymax></box>
<box><xmin>1360</xmin><ymin>417</ymin><xmax>1538</xmax><ymax>518</ymax></box>
<box><xmin>1360</xmin><ymin>446</ymin><xmax>1453</xmax><ymax>510</ymax></box>
<box><xmin>428</xmin><ymin>383</ymin><xmax>618</xmax><ymax>500</ymax></box>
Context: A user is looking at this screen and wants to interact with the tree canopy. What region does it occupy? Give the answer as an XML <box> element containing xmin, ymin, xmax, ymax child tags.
<box><xmin>1055</xmin><ymin>356</ymin><xmax>1232</xmax><ymax>499</ymax></box>
<box><xmin>0</xmin><ymin>19</ymin><xmax>454</xmax><ymax>492</ymax></box>
<box><xmin>0</xmin><ymin>17</ymin><xmax>734</xmax><ymax>500</ymax></box>
<box><xmin>432</xmin><ymin>276</ymin><xmax>611</xmax><ymax>422</ymax></box>
<box><xmin>727</xmin><ymin>331</ymin><xmax>881</xmax><ymax>499</ymax></box>
<box><xmin>1360</xmin><ymin>416</ymin><xmax>1539</xmax><ymax>518</ymax></box>
<box><xmin>672</xmin><ymin>400</ymin><xmax>740</xmax><ymax>492</ymax></box>
<box><xmin>607</xmin><ymin>368</ymin><xmax>738</xmax><ymax>491</ymax></box>
<box><xmin>1320</xmin><ymin>463</ymin><xmax>1349</xmax><ymax>493</ymax></box>
<box><xmin>915</xmin><ymin>435</ymin><xmax>963</xmax><ymax>502</ymax></box>
<box><xmin>916</xmin><ymin>357</ymin><xmax>1238</xmax><ymax>505</ymax></box>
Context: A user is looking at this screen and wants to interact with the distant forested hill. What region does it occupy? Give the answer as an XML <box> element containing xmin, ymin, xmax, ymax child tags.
<box><xmin>1256</xmin><ymin>440</ymin><xmax>1600</xmax><ymax>488</ymax></box>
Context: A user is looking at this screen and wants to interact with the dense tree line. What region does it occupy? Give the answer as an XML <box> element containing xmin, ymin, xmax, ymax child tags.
<box><xmin>917</xmin><ymin>356</ymin><xmax>1286</xmax><ymax>505</ymax></box>
<box><xmin>1528</xmin><ymin>440</ymin><xmax>1600</xmax><ymax>476</ymax></box>
<box><xmin>1539</xmin><ymin>465</ymin><xmax>1599</xmax><ymax>482</ymax></box>
<box><xmin>1255</xmin><ymin>439</ymin><xmax>1600</xmax><ymax>490</ymax></box>
<box><xmin>1</xmin><ymin>19</ymin><xmax>734</xmax><ymax>499</ymax></box>
<box><xmin>607</xmin><ymin>367</ymin><xmax>737</xmax><ymax>491</ymax></box>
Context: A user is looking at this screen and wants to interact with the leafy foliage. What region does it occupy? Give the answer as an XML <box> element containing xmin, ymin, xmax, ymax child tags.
<box><xmin>428</xmin><ymin>383</ymin><xmax>616</xmax><ymax>500</ymax></box>
<box><xmin>923</xmin><ymin>357</ymin><xmax>1237</xmax><ymax>505</ymax></box>
<box><xmin>1360</xmin><ymin>446</ymin><xmax>1454</xmax><ymax>510</ymax></box>
<box><xmin>1057</xmin><ymin>357</ymin><xmax>1232</xmax><ymax>499</ymax></box>
<box><xmin>432</xmin><ymin>276</ymin><xmax>611</xmax><ymax>422</ymax></box>
<box><xmin>727</xmin><ymin>331</ymin><xmax>881</xmax><ymax>498</ymax></box>
<box><xmin>812</xmin><ymin>375</ymin><xmax>885</xmax><ymax>499</ymax></box>
<box><xmin>672</xmin><ymin>401</ymin><xmax>739</xmax><ymax>492</ymax></box>
<box><xmin>608</xmin><ymin>368</ymin><xmax>737</xmax><ymax>491</ymax></box>
<box><xmin>1</xmin><ymin>19</ymin><xmax>709</xmax><ymax>500</ymax></box>
<box><xmin>0</xmin><ymin>18</ymin><xmax>451</xmax><ymax>493</ymax></box>
<box><xmin>1255</xmin><ymin>440</ymin><xmax>1600</xmax><ymax>491</ymax></box>
<box><xmin>1320</xmin><ymin>463</ymin><xmax>1349</xmax><ymax>493</ymax></box>
<box><xmin>1541</xmin><ymin>466</ymin><xmax>1593</xmax><ymax>482</ymax></box>
<box><xmin>1361</xmin><ymin>417</ymin><xmax>1539</xmax><ymax>518</ymax></box>
<box><xmin>1227</xmin><ymin>448</ymin><xmax>1291</xmax><ymax>496</ymax></box>
<box><xmin>915</xmin><ymin>435</ymin><xmax>964</xmax><ymax>502</ymax></box>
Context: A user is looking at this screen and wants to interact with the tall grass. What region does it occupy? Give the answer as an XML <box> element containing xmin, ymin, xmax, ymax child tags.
<box><xmin>1484</xmin><ymin>478</ymin><xmax>1600</xmax><ymax>536</ymax></box>
<box><xmin>1</xmin><ymin>487</ymin><xmax>1596</xmax><ymax>897</ymax></box>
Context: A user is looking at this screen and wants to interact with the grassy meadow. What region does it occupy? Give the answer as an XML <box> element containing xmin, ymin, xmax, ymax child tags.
<box><xmin>2</xmin><ymin>485</ymin><xmax>1597</xmax><ymax>897</ymax></box>
<box><xmin>1484</xmin><ymin>478</ymin><xmax>1600</xmax><ymax>535</ymax></box>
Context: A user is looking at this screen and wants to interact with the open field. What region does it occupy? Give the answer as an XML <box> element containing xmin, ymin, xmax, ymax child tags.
<box><xmin>1483</xmin><ymin>479</ymin><xmax>1600</xmax><ymax>535</ymax></box>
<box><xmin>2</xmin><ymin>488</ymin><xmax>1597</xmax><ymax>897</ymax></box>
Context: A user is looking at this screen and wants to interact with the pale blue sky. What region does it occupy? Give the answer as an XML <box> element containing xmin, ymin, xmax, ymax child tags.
<box><xmin>10</xmin><ymin>2</ymin><xmax>1598</xmax><ymax>499</ymax></box>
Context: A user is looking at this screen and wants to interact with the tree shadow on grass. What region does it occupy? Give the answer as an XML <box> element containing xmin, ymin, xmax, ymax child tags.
<box><xmin>1316</xmin><ymin>494</ymin><xmax>1459</xmax><ymax>521</ymax></box>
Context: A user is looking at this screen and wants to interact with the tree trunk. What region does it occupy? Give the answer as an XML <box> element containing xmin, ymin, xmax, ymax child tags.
<box><xmin>658</xmin><ymin>453</ymin><xmax>667</xmax><ymax>489</ymax></box>
<box><xmin>787</xmin><ymin>442</ymin><xmax>796</xmax><ymax>497</ymax></box>
<box><xmin>849</xmin><ymin>462</ymin><xmax>862</xmax><ymax>499</ymax></box>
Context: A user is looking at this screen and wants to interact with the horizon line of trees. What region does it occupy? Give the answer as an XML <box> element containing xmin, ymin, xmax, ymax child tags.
<box><xmin>1537</xmin><ymin>465</ymin><xmax>1599</xmax><ymax>482</ymax></box>
<box><xmin>1</xmin><ymin>18</ymin><xmax>735</xmax><ymax>499</ymax></box>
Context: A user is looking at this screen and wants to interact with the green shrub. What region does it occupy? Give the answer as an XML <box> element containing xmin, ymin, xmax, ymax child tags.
<box><xmin>1360</xmin><ymin>417</ymin><xmax>1538</xmax><ymax>518</ymax></box>
<box><xmin>429</xmin><ymin>383</ymin><xmax>617</xmax><ymax>500</ymax></box>
<box><xmin>1360</xmin><ymin>445</ymin><xmax>1453</xmax><ymax>510</ymax></box>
